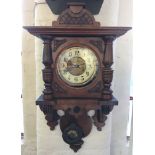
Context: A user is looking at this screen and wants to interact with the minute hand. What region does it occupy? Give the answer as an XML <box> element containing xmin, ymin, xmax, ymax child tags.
<box><xmin>72</xmin><ymin>63</ymin><xmax>85</xmax><ymax>66</ymax></box>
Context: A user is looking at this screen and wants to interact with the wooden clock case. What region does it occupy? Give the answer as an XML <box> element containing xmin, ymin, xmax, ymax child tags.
<box><xmin>24</xmin><ymin>3</ymin><xmax>131</xmax><ymax>152</ymax></box>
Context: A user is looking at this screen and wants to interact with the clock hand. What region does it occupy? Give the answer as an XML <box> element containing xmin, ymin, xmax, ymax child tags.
<box><xmin>71</xmin><ymin>63</ymin><xmax>85</xmax><ymax>67</ymax></box>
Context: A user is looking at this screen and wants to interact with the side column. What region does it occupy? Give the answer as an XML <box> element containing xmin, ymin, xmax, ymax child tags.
<box><xmin>102</xmin><ymin>36</ymin><xmax>115</xmax><ymax>100</ymax></box>
<box><xmin>42</xmin><ymin>39</ymin><xmax>53</xmax><ymax>100</ymax></box>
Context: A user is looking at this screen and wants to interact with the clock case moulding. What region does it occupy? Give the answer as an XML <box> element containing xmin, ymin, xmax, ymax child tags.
<box><xmin>24</xmin><ymin>2</ymin><xmax>131</xmax><ymax>152</ymax></box>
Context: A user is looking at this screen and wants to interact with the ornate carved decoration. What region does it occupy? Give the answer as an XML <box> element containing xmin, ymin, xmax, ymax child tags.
<box><xmin>101</xmin><ymin>105</ymin><xmax>114</xmax><ymax>115</ymax></box>
<box><xmin>70</xmin><ymin>141</ymin><xmax>83</xmax><ymax>153</ymax></box>
<box><xmin>37</xmin><ymin>94</ymin><xmax>116</xmax><ymax>151</ymax></box>
<box><xmin>52</xmin><ymin>39</ymin><xmax>66</xmax><ymax>52</ymax></box>
<box><xmin>102</xmin><ymin>69</ymin><xmax>113</xmax><ymax>99</ymax></box>
<box><xmin>92</xmin><ymin>111</ymin><xmax>107</xmax><ymax>131</ymax></box>
<box><xmin>52</xmin><ymin>3</ymin><xmax>100</xmax><ymax>27</ymax></box>
<box><xmin>59</xmin><ymin>110</ymin><xmax>92</xmax><ymax>152</ymax></box>
<box><xmin>37</xmin><ymin>98</ymin><xmax>93</xmax><ymax>152</ymax></box>
<box><xmin>89</xmin><ymin>40</ymin><xmax>105</xmax><ymax>53</ymax></box>
<box><xmin>62</xmin><ymin>122</ymin><xmax>84</xmax><ymax>152</ymax></box>
<box><xmin>92</xmin><ymin>104</ymin><xmax>114</xmax><ymax>131</ymax></box>
<box><xmin>39</xmin><ymin>104</ymin><xmax>60</xmax><ymax>130</ymax></box>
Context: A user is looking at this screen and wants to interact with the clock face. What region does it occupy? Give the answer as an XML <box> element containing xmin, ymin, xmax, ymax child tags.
<box><xmin>57</xmin><ymin>46</ymin><xmax>98</xmax><ymax>86</ymax></box>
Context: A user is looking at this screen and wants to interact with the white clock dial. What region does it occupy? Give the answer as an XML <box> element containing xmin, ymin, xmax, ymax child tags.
<box><xmin>57</xmin><ymin>46</ymin><xmax>98</xmax><ymax>86</ymax></box>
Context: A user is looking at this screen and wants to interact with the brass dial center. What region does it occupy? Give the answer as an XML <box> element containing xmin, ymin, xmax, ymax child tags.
<box><xmin>67</xmin><ymin>57</ymin><xmax>86</xmax><ymax>76</ymax></box>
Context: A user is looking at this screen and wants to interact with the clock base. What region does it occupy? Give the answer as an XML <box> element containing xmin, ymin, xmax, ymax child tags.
<box><xmin>36</xmin><ymin>95</ymin><xmax>117</xmax><ymax>151</ymax></box>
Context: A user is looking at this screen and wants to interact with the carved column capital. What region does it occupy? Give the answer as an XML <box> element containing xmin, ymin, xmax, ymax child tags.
<box><xmin>102</xmin><ymin>36</ymin><xmax>114</xmax><ymax>67</ymax></box>
<box><xmin>43</xmin><ymin>39</ymin><xmax>52</xmax><ymax>66</ymax></box>
<box><xmin>103</xmin><ymin>36</ymin><xmax>116</xmax><ymax>43</ymax></box>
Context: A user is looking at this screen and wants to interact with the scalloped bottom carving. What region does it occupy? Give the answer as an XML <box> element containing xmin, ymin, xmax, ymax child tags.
<box><xmin>92</xmin><ymin>113</ymin><xmax>107</xmax><ymax>131</ymax></box>
<box><xmin>70</xmin><ymin>140</ymin><xmax>84</xmax><ymax>152</ymax></box>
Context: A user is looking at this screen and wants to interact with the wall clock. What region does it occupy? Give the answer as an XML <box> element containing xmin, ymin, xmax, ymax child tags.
<box><xmin>24</xmin><ymin>2</ymin><xmax>131</xmax><ymax>152</ymax></box>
